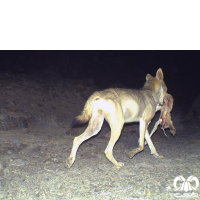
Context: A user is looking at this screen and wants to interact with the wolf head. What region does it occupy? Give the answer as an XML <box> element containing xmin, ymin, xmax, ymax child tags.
<box><xmin>143</xmin><ymin>68</ymin><xmax>167</xmax><ymax>105</ymax></box>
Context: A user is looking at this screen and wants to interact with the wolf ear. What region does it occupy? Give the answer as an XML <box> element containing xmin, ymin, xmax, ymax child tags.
<box><xmin>146</xmin><ymin>74</ymin><xmax>153</xmax><ymax>81</ymax></box>
<box><xmin>156</xmin><ymin>68</ymin><xmax>164</xmax><ymax>80</ymax></box>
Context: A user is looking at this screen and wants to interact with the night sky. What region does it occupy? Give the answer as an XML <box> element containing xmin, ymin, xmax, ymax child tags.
<box><xmin>0</xmin><ymin>50</ymin><xmax>200</xmax><ymax>109</ymax></box>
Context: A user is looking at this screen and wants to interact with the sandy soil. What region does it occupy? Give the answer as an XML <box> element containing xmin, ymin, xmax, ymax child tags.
<box><xmin>0</xmin><ymin>74</ymin><xmax>200</xmax><ymax>200</ymax></box>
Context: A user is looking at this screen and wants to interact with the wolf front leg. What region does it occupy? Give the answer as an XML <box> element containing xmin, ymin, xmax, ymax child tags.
<box><xmin>144</xmin><ymin>118</ymin><xmax>162</xmax><ymax>146</ymax></box>
<box><xmin>144</xmin><ymin>129</ymin><xmax>160</xmax><ymax>157</ymax></box>
<box><xmin>129</xmin><ymin>118</ymin><xmax>146</xmax><ymax>158</ymax></box>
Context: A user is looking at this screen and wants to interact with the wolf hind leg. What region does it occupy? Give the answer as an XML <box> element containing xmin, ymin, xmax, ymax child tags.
<box><xmin>104</xmin><ymin>122</ymin><xmax>124</xmax><ymax>168</ymax></box>
<box><xmin>66</xmin><ymin>112</ymin><xmax>104</xmax><ymax>169</ymax></box>
<box><xmin>104</xmin><ymin>102</ymin><xmax>124</xmax><ymax>168</ymax></box>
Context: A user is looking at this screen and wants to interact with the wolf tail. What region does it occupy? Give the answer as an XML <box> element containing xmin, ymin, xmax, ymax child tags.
<box><xmin>71</xmin><ymin>92</ymin><xmax>100</xmax><ymax>127</ymax></box>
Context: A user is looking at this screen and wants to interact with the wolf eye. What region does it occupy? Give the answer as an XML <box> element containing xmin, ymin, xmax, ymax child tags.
<box><xmin>162</xmin><ymin>85</ymin><xmax>167</xmax><ymax>92</ymax></box>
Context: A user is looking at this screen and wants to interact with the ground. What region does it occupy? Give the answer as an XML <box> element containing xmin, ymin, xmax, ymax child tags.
<box><xmin>0</xmin><ymin>74</ymin><xmax>200</xmax><ymax>200</ymax></box>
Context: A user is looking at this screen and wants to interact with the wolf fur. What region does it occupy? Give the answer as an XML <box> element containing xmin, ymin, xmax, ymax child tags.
<box><xmin>66</xmin><ymin>68</ymin><xmax>167</xmax><ymax>168</ymax></box>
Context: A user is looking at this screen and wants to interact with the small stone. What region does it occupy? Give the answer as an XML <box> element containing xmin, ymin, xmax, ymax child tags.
<box><xmin>145</xmin><ymin>189</ymin><xmax>152</xmax><ymax>196</ymax></box>
<box><xmin>10</xmin><ymin>159</ymin><xmax>25</xmax><ymax>166</ymax></box>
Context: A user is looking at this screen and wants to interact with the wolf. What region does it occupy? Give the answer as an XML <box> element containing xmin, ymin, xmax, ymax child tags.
<box><xmin>66</xmin><ymin>68</ymin><xmax>167</xmax><ymax>168</ymax></box>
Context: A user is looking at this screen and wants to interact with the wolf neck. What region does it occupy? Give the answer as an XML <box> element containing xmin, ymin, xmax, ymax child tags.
<box><xmin>143</xmin><ymin>87</ymin><xmax>162</xmax><ymax>106</ymax></box>
<box><xmin>152</xmin><ymin>90</ymin><xmax>162</xmax><ymax>105</ymax></box>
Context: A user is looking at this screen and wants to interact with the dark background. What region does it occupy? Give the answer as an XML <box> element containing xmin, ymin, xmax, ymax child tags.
<box><xmin>0</xmin><ymin>51</ymin><xmax>199</xmax><ymax>109</ymax></box>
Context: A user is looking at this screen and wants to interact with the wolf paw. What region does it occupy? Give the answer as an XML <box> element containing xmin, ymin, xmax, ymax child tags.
<box><xmin>65</xmin><ymin>157</ymin><xmax>75</xmax><ymax>169</ymax></box>
<box><xmin>116</xmin><ymin>162</ymin><xmax>124</xmax><ymax>168</ymax></box>
<box><xmin>152</xmin><ymin>153</ymin><xmax>164</xmax><ymax>158</ymax></box>
<box><xmin>128</xmin><ymin>150</ymin><xmax>137</xmax><ymax>158</ymax></box>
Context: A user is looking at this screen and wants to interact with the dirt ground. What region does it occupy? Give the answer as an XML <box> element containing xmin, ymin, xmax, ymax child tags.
<box><xmin>0</xmin><ymin>74</ymin><xmax>200</xmax><ymax>200</ymax></box>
